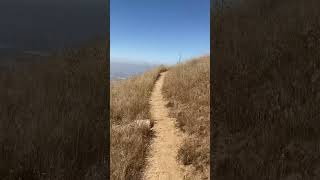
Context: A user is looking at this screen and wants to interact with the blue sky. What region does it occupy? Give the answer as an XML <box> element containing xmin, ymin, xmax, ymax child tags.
<box><xmin>110</xmin><ymin>0</ymin><xmax>210</xmax><ymax>65</ymax></box>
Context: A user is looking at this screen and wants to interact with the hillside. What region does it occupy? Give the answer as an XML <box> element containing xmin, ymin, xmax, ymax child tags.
<box><xmin>110</xmin><ymin>66</ymin><xmax>167</xmax><ymax>180</ymax></box>
<box><xmin>212</xmin><ymin>0</ymin><xmax>320</xmax><ymax>179</ymax></box>
<box><xmin>0</xmin><ymin>44</ymin><xmax>107</xmax><ymax>179</ymax></box>
<box><xmin>110</xmin><ymin>56</ymin><xmax>210</xmax><ymax>180</ymax></box>
<box><xmin>162</xmin><ymin>56</ymin><xmax>210</xmax><ymax>179</ymax></box>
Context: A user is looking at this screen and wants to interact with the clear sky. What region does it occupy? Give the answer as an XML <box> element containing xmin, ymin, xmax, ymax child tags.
<box><xmin>110</xmin><ymin>0</ymin><xmax>210</xmax><ymax>65</ymax></box>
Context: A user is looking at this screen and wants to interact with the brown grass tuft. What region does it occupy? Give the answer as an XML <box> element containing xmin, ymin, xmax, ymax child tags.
<box><xmin>213</xmin><ymin>0</ymin><xmax>320</xmax><ymax>179</ymax></box>
<box><xmin>162</xmin><ymin>56</ymin><xmax>210</xmax><ymax>179</ymax></box>
<box><xmin>0</xmin><ymin>45</ymin><xmax>107</xmax><ymax>179</ymax></box>
<box><xmin>110</xmin><ymin>66</ymin><xmax>167</xmax><ymax>180</ymax></box>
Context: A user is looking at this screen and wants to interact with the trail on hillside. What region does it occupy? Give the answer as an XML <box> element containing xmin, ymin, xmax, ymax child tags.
<box><xmin>143</xmin><ymin>72</ymin><xmax>184</xmax><ymax>180</ymax></box>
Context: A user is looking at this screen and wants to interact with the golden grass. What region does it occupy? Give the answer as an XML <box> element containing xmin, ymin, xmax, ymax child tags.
<box><xmin>110</xmin><ymin>66</ymin><xmax>167</xmax><ymax>180</ymax></box>
<box><xmin>0</xmin><ymin>45</ymin><xmax>107</xmax><ymax>179</ymax></box>
<box><xmin>212</xmin><ymin>0</ymin><xmax>320</xmax><ymax>179</ymax></box>
<box><xmin>162</xmin><ymin>56</ymin><xmax>210</xmax><ymax>179</ymax></box>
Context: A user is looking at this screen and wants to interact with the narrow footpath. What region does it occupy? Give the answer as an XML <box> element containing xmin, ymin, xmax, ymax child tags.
<box><xmin>143</xmin><ymin>72</ymin><xmax>184</xmax><ymax>180</ymax></box>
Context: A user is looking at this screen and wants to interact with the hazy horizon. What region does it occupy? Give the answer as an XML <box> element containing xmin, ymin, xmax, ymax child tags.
<box><xmin>110</xmin><ymin>57</ymin><xmax>160</xmax><ymax>65</ymax></box>
<box><xmin>110</xmin><ymin>60</ymin><xmax>157</xmax><ymax>80</ymax></box>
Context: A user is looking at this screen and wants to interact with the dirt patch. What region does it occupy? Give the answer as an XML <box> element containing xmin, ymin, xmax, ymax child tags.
<box><xmin>143</xmin><ymin>72</ymin><xmax>184</xmax><ymax>180</ymax></box>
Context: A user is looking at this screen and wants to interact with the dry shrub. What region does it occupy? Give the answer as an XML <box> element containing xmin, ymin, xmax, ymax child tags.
<box><xmin>162</xmin><ymin>56</ymin><xmax>210</xmax><ymax>179</ymax></box>
<box><xmin>213</xmin><ymin>0</ymin><xmax>320</xmax><ymax>179</ymax></box>
<box><xmin>110</xmin><ymin>66</ymin><xmax>167</xmax><ymax>125</ymax></box>
<box><xmin>0</xmin><ymin>44</ymin><xmax>107</xmax><ymax>179</ymax></box>
<box><xmin>110</xmin><ymin>66</ymin><xmax>167</xmax><ymax>180</ymax></box>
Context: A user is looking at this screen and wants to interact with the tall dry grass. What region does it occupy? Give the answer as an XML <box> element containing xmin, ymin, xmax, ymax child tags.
<box><xmin>110</xmin><ymin>66</ymin><xmax>167</xmax><ymax>180</ymax></box>
<box><xmin>162</xmin><ymin>56</ymin><xmax>210</xmax><ymax>179</ymax></box>
<box><xmin>213</xmin><ymin>0</ymin><xmax>320</xmax><ymax>179</ymax></box>
<box><xmin>0</xmin><ymin>44</ymin><xmax>107</xmax><ymax>179</ymax></box>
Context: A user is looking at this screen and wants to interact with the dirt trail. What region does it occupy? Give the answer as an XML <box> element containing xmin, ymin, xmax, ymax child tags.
<box><xmin>143</xmin><ymin>72</ymin><xmax>184</xmax><ymax>180</ymax></box>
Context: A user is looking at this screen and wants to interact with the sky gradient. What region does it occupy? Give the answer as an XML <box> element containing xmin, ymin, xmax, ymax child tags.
<box><xmin>111</xmin><ymin>0</ymin><xmax>210</xmax><ymax>65</ymax></box>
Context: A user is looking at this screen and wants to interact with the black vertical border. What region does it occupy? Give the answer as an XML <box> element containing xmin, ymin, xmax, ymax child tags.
<box><xmin>105</xmin><ymin>0</ymin><xmax>110</xmax><ymax>179</ymax></box>
<box><xmin>210</xmin><ymin>0</ymin><xmax>214</xmax><ymax>179</ymax></box>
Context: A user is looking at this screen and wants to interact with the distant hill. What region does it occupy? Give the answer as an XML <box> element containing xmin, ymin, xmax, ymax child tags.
<box><xmin>110</xmin><ymin>61</ymin><xmax>157</xmax><ymax>80</ymax></box>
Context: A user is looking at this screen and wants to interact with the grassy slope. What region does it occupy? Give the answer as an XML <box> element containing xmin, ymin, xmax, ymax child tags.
<box><xmin>162</xmin><ymin>56</ymin><xmax>210</xmax><ymax>179</ymax></box>
<box><xmin>110</xmin><ymin>66</ymin><xmax>167</xmax><ymax>180</ymax></box>
<box><xmin>213</xmin><ymin>0</ymin><xmax>320</xmax><ymax>179</ymax></box>
<box><xmin>0</xmin><ymin>45</ymin><xmax>107</xmax><ymax>179</ymax></box>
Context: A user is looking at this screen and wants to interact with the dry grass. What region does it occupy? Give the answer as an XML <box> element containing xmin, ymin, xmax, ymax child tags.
<box><xmin>110</xmin><ymin>66</ymin><xmax>167</xmax><ymax>180</ymax></box>
<box><xmin>213</xmin><ymin>0</ymin><xmax>320</xmax><ymax>179</ymax></box>
<box><xmin>162</xmin><ymin>56</ymin><xmax>210</xmax><ymax>179</ymax></box>
<box><xmin>0</xmin><ymin>44</ymin><xmax>107</xmax><ymax>179</ymax></box>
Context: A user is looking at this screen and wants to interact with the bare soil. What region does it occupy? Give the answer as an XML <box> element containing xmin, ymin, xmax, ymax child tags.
<box><xmin>143</xmin><ymin>72</ymin><xmax>184</xmax><ymax>180</ymax></box>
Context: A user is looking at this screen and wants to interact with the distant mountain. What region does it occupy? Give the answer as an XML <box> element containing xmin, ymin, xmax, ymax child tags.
<box><xmin>110</xmin><ymin>61</ymin><xmax>156</xmax><ymax>80</ymax></box>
